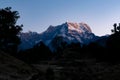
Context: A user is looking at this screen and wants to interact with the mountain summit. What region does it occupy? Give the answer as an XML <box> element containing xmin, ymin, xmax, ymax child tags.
<box><xmin>66</xmin><ymin>22</ymin><xmax>92</xmax><ymax>33</ymax></box>
<box><xmin>41</xmin><ymin>22</ymin><xmax>95</xmax><ymax>43</ymax></box>
<box><xmin>41</xmin><ymin>22</ymin><xmax>96</xmax><ymax>51</ymax></box>
<box><xmin>46</xmin><ymin>22</ymin><xmax>92</xmax><ymax>35</ymax></box>
<box><xmin>19</xmin><ymin>22</ymin><xmax>98</xmax><ymax>51</ymax></box>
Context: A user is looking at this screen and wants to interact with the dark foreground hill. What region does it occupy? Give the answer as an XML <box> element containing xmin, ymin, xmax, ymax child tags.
<box><xmin>0</xmin><ymin>50</ymin><xmax>39</xmax><ymax>80</ymax></box>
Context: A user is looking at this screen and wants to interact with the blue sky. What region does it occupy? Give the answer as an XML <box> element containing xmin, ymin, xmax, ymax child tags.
<box><xmin>0</xmin><ymin>0</ymin><xmax>120</xmax><ymax>36</ymax></box>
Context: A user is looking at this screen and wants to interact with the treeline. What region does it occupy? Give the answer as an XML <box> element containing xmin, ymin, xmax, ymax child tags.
<box><xmin>18</xmin><ymin>41</ymin><xmax>53</xmax><ymax>63</ymax></box>
<box><xmin>19</xmin><ymin>23</ymin><xmax>120</xmax><ymax>64</ymax></box>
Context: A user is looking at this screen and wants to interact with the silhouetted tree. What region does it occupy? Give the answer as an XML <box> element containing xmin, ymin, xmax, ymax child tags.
<box><xmin>111</xmin><ymin>23</ymin><xmax>117</xmax><ymax>34</ymax></box>
<box><xmin>111</xmin><ymin>23</ymin><xmax>120</xmax><ymax>34</ymax></box>
<box><xmin>18</xmin><ymin>41</ymin><xmax>53</xmax><ymax>63</ymax></box>
<box><xmin>0</xmin><ymin>7</ymin><xmax>22</xmax><ymax>54</ymax></box>
<box><xmin>117</xmin><ymin>23</ymin><xmax>120</xmax><ymax>33</ymax></box>
<box><xmin>33</xmin><ymin>41</ymin><xmax>53</xmax><ymax>60</ymax></box>
<box><xmin>106</xmin><ymin>23</ymin><xmax>120</xmax><ymax>62</ymax></box>
<box><xmin>107</xmin><ymin>23</ymin><xmax>120</xmax><ymax>49</ymax></box>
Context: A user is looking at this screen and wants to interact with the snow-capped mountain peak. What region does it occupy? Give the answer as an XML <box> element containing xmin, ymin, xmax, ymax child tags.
<box><xmin>19</xmin><ymin>22</ymin><xmax>98</xmax><ymax>51</ymax></box>
<box><xmin>66</xmin><ymin>22</ymin><xmax>92</xmax><ymax>33</ymax></box>
<box><xmin>40</xmin><ymin>22</ymin><xmax>97</xmax><ymax>51</ymax></box>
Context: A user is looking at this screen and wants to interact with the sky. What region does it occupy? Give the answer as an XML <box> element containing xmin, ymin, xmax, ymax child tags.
<box><xmin>0</xmin><ymin>0</ymin><xmax>120</xmax><ymax>36</ymax></box>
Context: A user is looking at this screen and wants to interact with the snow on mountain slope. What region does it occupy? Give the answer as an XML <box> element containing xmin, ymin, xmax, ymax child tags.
<box><xmin>41</xmin><ymin>22</ymin><xmax>96</xmax><ymax>45</ymax></box>
<box><xmin>19</xmin><ymin>31</ymin><xmax>41</xmax><ymax>50</ymax></box>
<box><xmin>19</xmin><ymin>22</ymin><xmax>98</xmax><ymax>51</ymax></box>
<box><xmin>67</xmin><ymin>22</ymin><xmax>92</xmax><ymax>33</ymax></box>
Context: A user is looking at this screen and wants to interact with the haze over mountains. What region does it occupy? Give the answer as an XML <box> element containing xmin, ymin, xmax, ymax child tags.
<box><xmin>19</xmin><ymin>22</ymin><xmax>100</xmax><ymax>51</ymax></box>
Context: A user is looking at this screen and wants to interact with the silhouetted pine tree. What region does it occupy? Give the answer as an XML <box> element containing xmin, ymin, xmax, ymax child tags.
<box><xmin>107</xmin><ymin>23</ymin><xmax>120</xmax><ymax>49</ymax></box>
<box><xmin>0</xmin><ymin>7</ymin><xmax>22</xmax><ymax>54</ymax></box>
<box><xmin>106</xmin><ymin>23</ymin><xmax>120</xmax><ymax>62</ymax></box>
<box><xmin>111</xmin><ymin>23</ymin><xmax>120</xmax><ymax>34</ymax></box>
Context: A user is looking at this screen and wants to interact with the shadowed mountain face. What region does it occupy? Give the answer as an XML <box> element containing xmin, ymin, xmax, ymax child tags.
<box><xmin>19</xmin><ymin>32</ymin><xmax>41</xmax><ymax>50</ymax></box>
<box><xmin>0</xmin><ymin>51</ymin><xmax>38</xmax><ymax>80</ymax></box>
<box><xmin>19</xmin><ymin>22</ymin><xmax>98</xmax><ymax>51</ymax></box>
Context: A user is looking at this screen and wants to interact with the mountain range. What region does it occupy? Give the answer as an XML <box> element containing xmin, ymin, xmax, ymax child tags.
<box><xmin>19</xmin><ymin>22</ymin><xmax>101</xmax><ymax>51</ymax></box>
